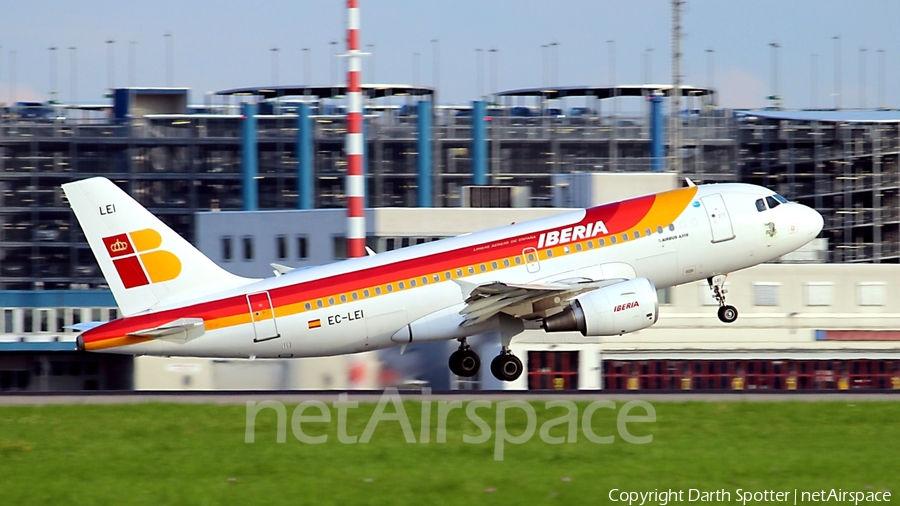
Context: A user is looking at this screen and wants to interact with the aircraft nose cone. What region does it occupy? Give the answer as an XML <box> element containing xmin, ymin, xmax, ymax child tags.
<box><xmin>806</xmin><ymin>206</ymin><xmax>824</xmax><ymax>237</ymax></box>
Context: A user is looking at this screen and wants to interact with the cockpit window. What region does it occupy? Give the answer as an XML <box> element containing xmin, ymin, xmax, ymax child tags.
<box><xmin>755</xmin><ymin>198</ymin><xmax>767</xmax><ymax>212</ymax></box>
<box><xmin>766</xmin><ymin>196</ymin><xmax>780</xmax><ymax>209</ymax></box>
<box><xmin>773</xmin><ymin>194</ymin><xmax>789</xmax><ymax>204</ymax></box>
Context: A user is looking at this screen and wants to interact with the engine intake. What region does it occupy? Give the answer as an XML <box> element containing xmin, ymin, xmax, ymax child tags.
<box><xmin>542</xmin><ymin>278</ymin><xmax>659</xmax><ymax>336</ymax></box>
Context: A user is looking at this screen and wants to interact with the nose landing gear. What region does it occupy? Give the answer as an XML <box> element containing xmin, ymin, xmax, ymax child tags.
<box><xmin>708</xmin><ymin>275</ymin><xmax>739</xmax><ymax>323</ymax></box>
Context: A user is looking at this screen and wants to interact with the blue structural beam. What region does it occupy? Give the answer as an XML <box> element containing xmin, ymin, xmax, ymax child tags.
<box><xmin>113</xmin><ymin>89</ymin><xmax>131</xmax><ymax>123</ymax></box>
<box><xmin>241</xmin><ymin>102</ymin><xmax>259</xmax><ymax>211</ymax></box>
<box><xmin>472</xmin><ymin>100</ymin><xmax>488</xmax><ymax>185</ymax></box>
<box><xmin>0</xmin><ymin>290</ymin><xmax>115</xmax><ymax>308</ymax></box>
<box><xmin>297</xmin><ymin>103</ymin><xmax>314</xmax><ymax>209</ymax></box>
<box><xmin>416</xmin><ymin>100</ymin><xmax>433</xmax><ymax>207</ymax></box>
<box><xmin>0</xmin><ymin>342</ymin><xmax>78</xmax><ymax>352</ymax></box>
<box><xmin>650</xmin><ymin>93</ymin><xmax>665</xmax><ymax>172</ymax></box>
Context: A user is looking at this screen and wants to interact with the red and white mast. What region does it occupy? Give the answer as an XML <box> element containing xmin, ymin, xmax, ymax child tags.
<box><xmin>345</xmin><ymin>0</ymin><xmax>365</xmax><ymax>258</ymax></box>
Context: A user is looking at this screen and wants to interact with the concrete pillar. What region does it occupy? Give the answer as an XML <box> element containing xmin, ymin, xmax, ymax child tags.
<box><xmin>578</xmin><ymin>344</ymin><xmax>602</xmax><ymax>389</ymax></box>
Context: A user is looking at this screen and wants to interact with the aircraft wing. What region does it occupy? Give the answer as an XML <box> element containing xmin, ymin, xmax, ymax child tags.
<box><xmin>458</xmin><ymin>278</ymin><xmax>625</xmax><ymax>327</ymax></box>
<box><xmin>127</xmin><ymin>317</ymin><xmax>205</xmax><ymax>343</ymax></box>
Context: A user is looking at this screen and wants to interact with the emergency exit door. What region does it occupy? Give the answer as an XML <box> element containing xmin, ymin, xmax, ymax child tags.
<box><xmin>700</xmin><ymin>194</ymin><xmax>736</xmax><ymax>243</ymax></box>
<box><xmin>248</xmin><ymin>291</ymin><xmax>280</xmax><ymax>343</ymax></box>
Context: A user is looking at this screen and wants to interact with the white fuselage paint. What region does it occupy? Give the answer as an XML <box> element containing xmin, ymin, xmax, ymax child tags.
<box><xmin>101</xmin><ymin>184</ymin><xmax>823</xmax><ymax>359</ymax></box>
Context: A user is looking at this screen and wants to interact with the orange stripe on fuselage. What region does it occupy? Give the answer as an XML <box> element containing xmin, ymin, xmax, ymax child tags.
<box><xmin>84</xmin><ymin>335</ymin><xmax>154</xmax><ymax>351</ymax></box>
<box><xmin>81</xmin><ymin>187</ymin><xmax>698</xmax><ymax>350</ymax></box>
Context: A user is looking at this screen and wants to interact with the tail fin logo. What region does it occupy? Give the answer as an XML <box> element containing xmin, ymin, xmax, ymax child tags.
<box><xmin>101</xmin><ymin>229</ymin><xmax>182</xmax><ymax>289</ymax></box>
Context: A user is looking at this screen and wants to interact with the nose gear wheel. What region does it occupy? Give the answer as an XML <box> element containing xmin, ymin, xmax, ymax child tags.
<box><xmin>708</xmin><ymin>274</ymin><xmax>738</xmax><ymax>323</ymax></box>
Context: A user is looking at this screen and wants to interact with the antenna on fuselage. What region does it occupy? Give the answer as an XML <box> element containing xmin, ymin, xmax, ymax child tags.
<box><xmin>685</xmin><ymin>178</ymin><xmax>696</xmax><ymax>187</ymax></box>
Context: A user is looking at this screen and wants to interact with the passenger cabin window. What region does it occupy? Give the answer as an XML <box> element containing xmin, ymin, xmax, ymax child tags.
<box><xmin>755</xmin><ymin>198</ymin><xmax>767</xmax><ymax>212</ymax></box>
<box><xmin>766</xmin><ymin>196</ymin><xmax>780</xmax><ymax>209</ymax></box>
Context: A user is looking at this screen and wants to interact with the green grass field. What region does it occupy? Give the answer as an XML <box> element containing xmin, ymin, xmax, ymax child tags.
<box><xmin>1</xmin><ymin>399</ymin><xmax>897</xmax><ymax>505</ymax></box>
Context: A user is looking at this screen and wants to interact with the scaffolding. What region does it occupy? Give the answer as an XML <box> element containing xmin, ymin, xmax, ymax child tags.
<box><xmin>738</xmin><ymin>113</ymin><xmax>900</xmax><ymax>263</ymax></box>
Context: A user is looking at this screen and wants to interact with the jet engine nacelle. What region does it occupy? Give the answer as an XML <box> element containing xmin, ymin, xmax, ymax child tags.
<box><xmin>542</xmin><ymin>278</ymin><xmax>659</xmax><ymax>336</ymax></box>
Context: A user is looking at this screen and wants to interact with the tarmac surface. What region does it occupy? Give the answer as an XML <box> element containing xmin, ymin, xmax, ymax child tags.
<box><xmin>1</xmin><ymin>390</ymin><xmax>898</xmax><ymax>405</ymax></box>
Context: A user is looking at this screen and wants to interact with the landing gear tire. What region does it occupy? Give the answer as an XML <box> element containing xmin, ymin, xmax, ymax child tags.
<box><xmin>490</xmin><ymin>353</ymin><xmax>523</xmax><ymax>382</ymax></box>
<box><xmin>708</xmin><ymin>274</ymin><xmax>739</xmax><ymax>324</ymax></box>
<box><xmin>717</xmin><ymin>305</ymin><xmax>738</xmax><ymax>324</ymax></box>
<box><xmin>449</xmin><ymin>348</ymin><xmax>481</xmax><ymax>377</ymax></box>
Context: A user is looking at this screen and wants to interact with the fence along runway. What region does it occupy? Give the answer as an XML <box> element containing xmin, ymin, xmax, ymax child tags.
<box><xmin>0</xmin><ymin>390</ymin><xmax>898</xmax><ymax>405</ymax></box>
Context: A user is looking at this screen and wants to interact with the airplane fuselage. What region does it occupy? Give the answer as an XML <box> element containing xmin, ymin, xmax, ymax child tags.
<box><xmin>79</xmin><ymin>183</ymin><xmax>823</xmax><ymax>359</ymax></box>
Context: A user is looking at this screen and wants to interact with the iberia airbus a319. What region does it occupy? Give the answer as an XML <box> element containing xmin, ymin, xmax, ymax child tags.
<box><xmin>63</xmin><ymin>177</ymin><xmax>823</xmax><ymax>381</ymax></box>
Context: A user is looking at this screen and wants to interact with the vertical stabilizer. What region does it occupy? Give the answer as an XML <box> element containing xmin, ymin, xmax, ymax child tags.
<box><xmin>62</xmin><ymin>177</ymin><xmax>257</xmax><ymax>316</ymax></box>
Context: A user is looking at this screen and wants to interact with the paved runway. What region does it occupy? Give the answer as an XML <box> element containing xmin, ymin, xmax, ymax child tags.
<box><xmin>1</xmin><ymin>390</ymin><xmax>898</xmax><ymax>405</ymax></box>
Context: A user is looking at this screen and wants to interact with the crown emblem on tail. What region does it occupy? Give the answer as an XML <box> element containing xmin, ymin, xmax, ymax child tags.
<box><xmin>110</xmin><ymin>239</ymin><xmax>129</xmax><ymax>253</ymax></box>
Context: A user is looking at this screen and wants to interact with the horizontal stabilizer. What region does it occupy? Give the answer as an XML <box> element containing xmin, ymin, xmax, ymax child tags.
<box><xmin>271</xmin><ymin>263</ymin><xmax>295</xmax><ymax>276</ymax></box>
<box><xmin>127</xmin><ymin>318</ymin><xmax>205</xmax><ymax>343</ymax></box>
<box><xmin>66</xmin><ymin>321</ymin><xmax>107</xmax><ymax>332</ymax></box>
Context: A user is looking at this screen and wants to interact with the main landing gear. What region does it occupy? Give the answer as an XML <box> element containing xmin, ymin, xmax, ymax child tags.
<box><xmin>447</xmin><ymin>344</ymin><xmax>524</xmax><ymax>382</ymax></box>
<box><xmin>708</xmin><ymin>274</ymin><xmax>738</xmax><ymax>323</ymax></box>
<box><xmin>490</xmin><ymin>349</ymin><xmax>523</xmax><ymax>382</ymax></box>
<box><xmin>448</xmin><ymin>315</ymin><xmax>526</xmax><ymax>382</ymax></box>
<box><xmin>448</xmin><ymin>339</ymin><xmax>480</xmax><ymax>378</ymax></box>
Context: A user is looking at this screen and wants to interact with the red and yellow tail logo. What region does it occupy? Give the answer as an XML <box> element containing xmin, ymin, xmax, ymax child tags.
<box><xmin>102</xmin><ymin>229</ymin><xmax>181</xmax><ymax>289</ymax></box>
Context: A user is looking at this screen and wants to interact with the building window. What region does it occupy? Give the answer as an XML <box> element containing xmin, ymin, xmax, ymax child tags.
<box><xmin>385</xmin><ymin>238</ymin><xmax>396</xmax><ymax>251</ymax></box>
<box><xmin>242</xmin><ymin>237</ymin><xmax>254</xmax><ymax>261</ymax></box>
<box><xmin>858</xmin><ymin>282</ymin><xmax>886</xmax><ymax>306</ymax></box>
<box><xmin>804</xmin><ymin>282</ymin><xmax>834</xmax><ymax>306</ymax></box>
<box><xmin>297</xmin><ymin>236</ymin><xmax>309</xmax><ymax>259</ymax></box>
<box><xmin>276</xmin><ymin>235</ymin><xmax>288</xmax><ymax>260</ymax></box>
<box><xmin>222</xmin><ymin>236</ymin><xmax>233</xmax><ymax>261</ymax></box>
<box><xmin>753</xmin><ymin>282</ymin><xmax>780</xmax><ymax>306</ymax></box>
<box><xmin>332</xmin><ymin>236</ymin><xmax>347</xmax><ymax>260</ymax></box>
<box><xmin>2</xmin><ymin>309</ymin><xmax>13</xmax><ymax>333</ymax></box>
<box><xmin>657</xmin><ymin>287</ymin><xmax>672</xmax><ymax>305</ymax></box>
